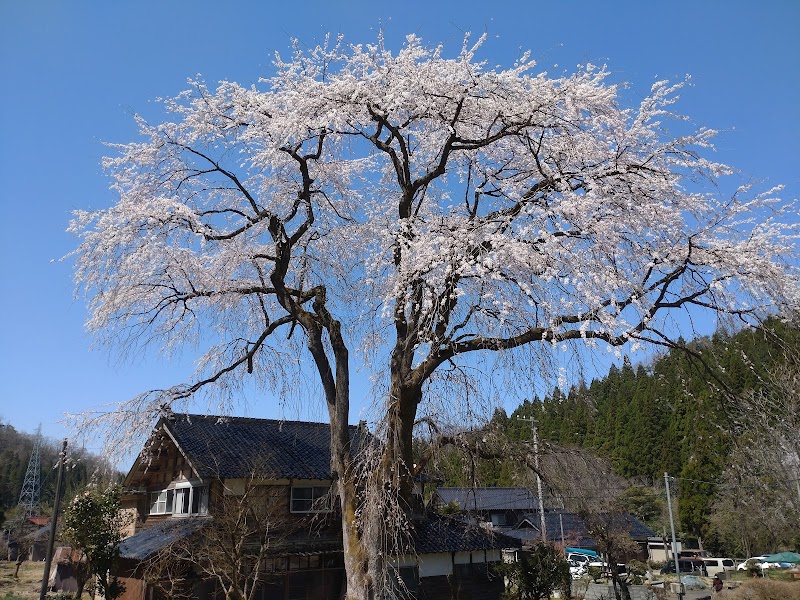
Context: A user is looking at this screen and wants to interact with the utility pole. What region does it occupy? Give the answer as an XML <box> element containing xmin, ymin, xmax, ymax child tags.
<box><xmin>795</xmin><ymin>474</ymin><xmax>800</xmax><ymax>508</ymax></box>
<box><xmin>664</xmin><ymin>472</ymin><xmax>683</xmax><ymax>599</ymax></box>
<box><xmin>39</xmin><ymin>439</ymin><xmax>67</xmax><ymax>600</ymax></box>
<box><xmin>518</xmin><ymin>416</ymin><xmax>546</xmax><ymax>542</ymax></box>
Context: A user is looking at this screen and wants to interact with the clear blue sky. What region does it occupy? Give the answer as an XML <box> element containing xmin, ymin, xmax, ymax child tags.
<box><xmin>1</xmin><ymin>0</ymin><xmax>798</xmax><ymax>452</ymax></box>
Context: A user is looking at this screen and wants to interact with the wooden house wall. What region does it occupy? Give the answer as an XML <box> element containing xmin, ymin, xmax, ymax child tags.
<box><xmin>418</xmin><ymin>574</ymin><xmax>504</xmax><ymax>600</ymax></box>
<box><xmin>123</xmin><ymin>427</ymin><xmax>337</xmax><ymax>534</ymax></box>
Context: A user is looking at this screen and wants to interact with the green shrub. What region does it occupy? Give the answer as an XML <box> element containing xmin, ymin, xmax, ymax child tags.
<box><xmin>587</xmin><ymin>565</ymin><xmax>604</xmax><ymax>583</ymax></box>
<box><xmin>627</xmin><ymin>559</ymin><xmax>648</xmax><ymax>584</ymax></box>
<box><xmin>501</xmin><ymin>544</ymin><xmax>572</xmax><ymax>600</ymax></box>
<box><xmin>648</xmin><ymin>559</ymin><xmax>665</xmax><ymax>571</ymax></box>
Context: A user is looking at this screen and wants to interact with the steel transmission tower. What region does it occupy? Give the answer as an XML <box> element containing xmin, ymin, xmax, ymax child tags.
<box><xmin>18</xmin><ymin>425</ymin><xmax>43</xmax><ymax>517</ymax></box>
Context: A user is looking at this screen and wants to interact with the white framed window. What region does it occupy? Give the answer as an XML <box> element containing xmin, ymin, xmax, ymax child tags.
<box><xmin>149</xmin><ymin>484</ymin><xmax>208</xmax><ymax>516</ymax></box>
<box><xmin>149</xmin><ymin>490</ymin><xmax>174</xmax><ymax>515</ymax></box>
<box><xmin>174</xmin><ymin>483</ymin><xmax>209</xmax><ymax>516</ymax></box>
<box><xmin>290</xmin><ymin>486</ymin><xmax>330</xmax><ymax>513</ymax></box>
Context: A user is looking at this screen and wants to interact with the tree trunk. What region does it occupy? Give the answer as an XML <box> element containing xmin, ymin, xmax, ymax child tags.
<box><xmin>304</xmin><ymin>292</ymin><xmax>422</xmax><ymax>599</ymax></box>
<box><xmin>336</xmin><ymin>474</ymin><xmax>372</xmax><ymax>600</ymax></box>
<box><xmin>384</xmin><ymin>379</ymin><xmax>422</xmax><ymax>507</ymax></box>
<box><xmin>329</xmin><ymin>369</ymin><xmax>374</xmax><ymax>600</ymax></box>
<box><xmin>608</xmin><ymin>561</ymin><xmax>631</xmax><ymax>600</ymax></box>
<box><xmin>308</xmin><ymin>313</ymin><xmax>373</xmax><ymax>600</ymax></box>
<box><xmin>330</xmin><ymin>394</ymin><xmax>377</xmax><ymax>600</ymax></box>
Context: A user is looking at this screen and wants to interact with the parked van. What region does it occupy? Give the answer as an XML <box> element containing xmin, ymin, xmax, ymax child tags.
<box><xmin>703</xmin><ymin>557</ymin><xmax>735</xmax><ymax>575</ymax></box>
<box><xmin>661</xmin><ymin>559</ymin><xmax>707</xmax><ymax>576</ymax></box>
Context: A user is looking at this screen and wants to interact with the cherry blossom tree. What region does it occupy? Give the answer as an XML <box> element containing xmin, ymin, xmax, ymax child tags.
<box><xmin>70</xmin><ymin>34</ymin><xmax>800</xmax><ymax>599</ymax></box>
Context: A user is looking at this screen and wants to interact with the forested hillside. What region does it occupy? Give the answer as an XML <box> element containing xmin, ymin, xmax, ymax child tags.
<box><xmin>0</xmin><ymin>423</ymin><xmax>116</xmax><ymax>523</ymax></box>
<box><xmin>524</xmin><ymin>320</ymin><xmax>798</xmax><ymax>552</ymax></box>
<box><xmin>427</xmin><ymin>319</ymin><xmax>799</xmax><ymax>555</ymax></box>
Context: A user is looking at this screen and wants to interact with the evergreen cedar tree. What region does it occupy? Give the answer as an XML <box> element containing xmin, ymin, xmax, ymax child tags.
<box><xmin>70</xmin><ymin>34</ymin><xmax>800</xmax><ymax>600</ymax></box>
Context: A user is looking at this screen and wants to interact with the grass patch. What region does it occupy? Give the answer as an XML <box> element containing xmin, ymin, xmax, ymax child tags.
<box><xmin>718</xmin><ymin>578</ymin><xmax>800</xmax><ymax>600</ymax></box>
<box><xmin>0</xmin><ymin>560</ymin><xmax>44</xmax><ymax>599</ymax></box>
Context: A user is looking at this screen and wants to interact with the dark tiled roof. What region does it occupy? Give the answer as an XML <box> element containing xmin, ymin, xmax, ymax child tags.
<box><xmin>164</xmin><ymin>414</ymin><xmax>362</xmax><ymax>480</ymax></box>
<box><xmin>497</xmin><ymin>527</ymin><xmax>539</xmax><ymax>543</ymax></box>
<box><xmin>118</xmin><ymin>517</ymin><xmax>211</xmax><ymax>560</ymax></box>
<box><xmin>119</xmin><ymin>515</ymin><xmax>517</xmax><ymax>561</ymax></box>
<box><xmin>546</xmin><ymin>511</ymin><xmax>589</xmax><ymax>538</ymax></box>
<box><xmin>436</xmin><ymin>487</ymin><xmax>540</xmax><ymax>512</ymax></box>
<box><xmin>408</xmin><ymin>517</ymin><xmax>521</xmax><ymax>554</ymax></box>
<box><xmin>591</xmin><ymin>513</ymin><xmax>656</xmax><ymax>540</ymax></box>
<box><xmin>514</xmin><ymin>511</ymin><xmax>595</xmax><ymax>547</ymax></box>
<box><xmin>513</xmin><ymin>510</ymin><xmax>655</xmax><ymax>546</ymax></box>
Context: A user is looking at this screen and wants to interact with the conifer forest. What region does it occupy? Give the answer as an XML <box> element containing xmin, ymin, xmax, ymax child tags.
<box><xmin>0</xmin><ymin>426</ymin><xmax>113</xmax><ymax>525</ymax></box>
<box><xmin>423</xmin><ymin>318</ymin><xmax>800</xmax><ymax>557</ymax></box>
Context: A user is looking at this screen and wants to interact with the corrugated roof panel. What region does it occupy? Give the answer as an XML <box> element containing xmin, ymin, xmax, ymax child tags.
<box><xmin>118</xmin><ymin>517</ymin><xmax>211</xmax><ymax>560</ymax></box>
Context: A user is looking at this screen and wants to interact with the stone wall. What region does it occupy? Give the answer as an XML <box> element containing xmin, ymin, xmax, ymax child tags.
<box><xmin>582</xmin><ymin>581</ymin><xmax>660</xmax><ymax>600</ymax></box>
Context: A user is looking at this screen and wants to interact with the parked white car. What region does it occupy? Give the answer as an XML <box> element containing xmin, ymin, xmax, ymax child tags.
<box><xmin>568</xmin><ymin>559</ymin><xmax>587</xmax><ymax>579</ymax></box>
<box><xmin>588</xmin><ymin>558</ymin><xmax>606</xmax><ymax>569</ymax></box>
<box><xmin>736</xmin><ymin>556</ymin><xmax>768</xmax><ymax>571</ymax></box>
<box><xmin>566</xmin><ymin>552</ymin><xmax>592</xmax><ymax>567</ymax></box>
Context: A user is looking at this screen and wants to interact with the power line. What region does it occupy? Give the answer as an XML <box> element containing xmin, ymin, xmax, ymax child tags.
<box><xmin>669</xmin><ymin>475</ymin><xmax>720</xmax><ymax>487</ymax></box>
<box><xmin>670</xmin><ymin>473</ymin><xmax>800</xmax><ymax>485</ymax></box>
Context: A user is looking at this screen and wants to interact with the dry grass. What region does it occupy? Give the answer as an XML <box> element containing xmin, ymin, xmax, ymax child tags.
<box><xmin>718</xmin><ymin>578</ymin><xmax>800</xmax><ymax>600</ymax></box>
<box><xmin>0</xmin><ymin>560</ymin><xmax>44</xmax><ymax>599</ymax></box>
